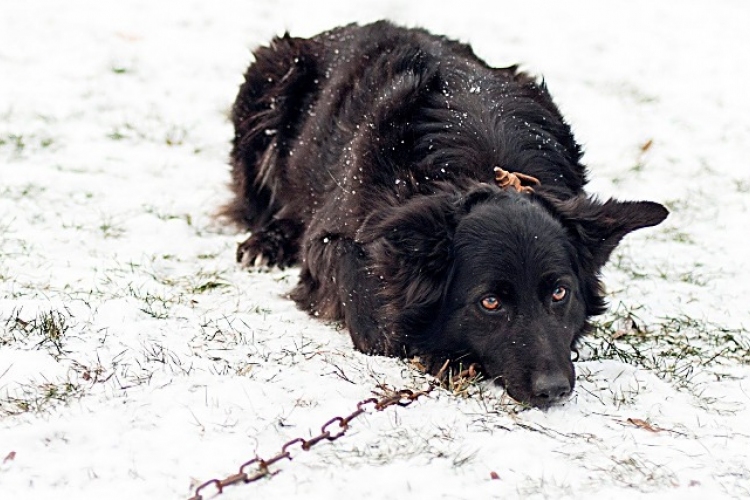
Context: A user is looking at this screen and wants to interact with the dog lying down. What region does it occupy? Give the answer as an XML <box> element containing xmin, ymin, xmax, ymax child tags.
<box><xmin>221</xmin><ymin>21</ymin><xmax>668</xmax><ymax>407</ymax></box>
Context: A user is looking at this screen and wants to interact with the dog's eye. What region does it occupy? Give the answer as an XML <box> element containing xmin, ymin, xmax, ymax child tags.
<box><xmin>551</xmin><ymin>286</ymin><xmax>568</xmax><ymax>302</ymax></box>
<box><xmin>480</xmin><ymin>295</ymin><xmax>501</xmax><ymax>311</ymax></box>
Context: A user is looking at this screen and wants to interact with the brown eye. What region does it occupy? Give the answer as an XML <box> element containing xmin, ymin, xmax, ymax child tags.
<box><xmin>480</xmin><ymin>295</ymin><xmax>501</xmax><ymax>311</ymax></box>
<box><xmin>551</xmin><ymin>285</ymin><xmax>568</xmax><ymax>302</ymax></box>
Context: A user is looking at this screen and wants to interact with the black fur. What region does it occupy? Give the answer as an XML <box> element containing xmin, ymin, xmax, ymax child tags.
<box><xmin>221</xmin><ymin>21</ymin><xmax>668</xmax><ymax>407</ymax></box>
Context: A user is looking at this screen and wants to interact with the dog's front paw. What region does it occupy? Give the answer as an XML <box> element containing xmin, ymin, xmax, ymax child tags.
<box><xmin>236</xmin><ymin>236</ymin><xmax>268</xmax><ymax>268</ymax></box>
<box><xmin>236</xmin><ymin>231</ymin><xmax>297</xmax><ymax>269</ymax></box>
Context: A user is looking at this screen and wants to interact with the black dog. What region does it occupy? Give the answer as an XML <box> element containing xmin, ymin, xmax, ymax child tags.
<box><xmin>221</xmin><ymin>21</ymin><xmax>668</xmax><ymax>407</ymax></box>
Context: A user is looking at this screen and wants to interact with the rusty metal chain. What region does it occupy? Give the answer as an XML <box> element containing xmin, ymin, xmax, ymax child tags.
<box><xmin>188</xmin><ymin>382</ymin><xmax>437</xmax><ymax>500</ymax></box>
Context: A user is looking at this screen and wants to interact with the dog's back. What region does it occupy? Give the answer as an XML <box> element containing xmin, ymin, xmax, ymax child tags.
<box><xmin>224</xmin><ymin>21</ymin><xmax>584</xmax><ymax>241</ymax></box>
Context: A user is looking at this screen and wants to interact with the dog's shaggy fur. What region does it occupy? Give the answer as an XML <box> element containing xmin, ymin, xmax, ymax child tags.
<box><xmin>221</xmin><ymin>21</ymin><xmax>668</xmax><ymax>407</ymax></box>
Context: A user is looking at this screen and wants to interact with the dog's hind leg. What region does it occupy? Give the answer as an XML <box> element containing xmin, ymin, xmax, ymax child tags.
<box><xmin>221</xmin><ymin>34</ymin><xmax>321</xmax><ymax>232</ymax></box>
<box><xmin>236</xmin><ymin>217</ymin><xmax>304</xmax><ymax>269</ymax></box>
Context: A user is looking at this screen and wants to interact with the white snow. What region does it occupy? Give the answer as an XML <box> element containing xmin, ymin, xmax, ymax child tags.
<box><xmin>1</xmin><ymin>1</ymin><xmax>749</xmax><ymax>499</ymax></box>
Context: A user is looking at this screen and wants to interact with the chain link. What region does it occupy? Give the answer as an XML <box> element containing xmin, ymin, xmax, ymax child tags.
<box><xmin>187</xmin><ymin>382</ymin><xmax>437</xmax><ymax>500</ymax></box>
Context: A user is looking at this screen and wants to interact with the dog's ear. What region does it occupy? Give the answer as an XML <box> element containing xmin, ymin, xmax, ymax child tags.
<box><xmin>359</xmin><ymin>185</ymin><xmax>497</xmax><ymax>300</ymax></box>
<box><xmin>359</xmin><ymin>193</ymin><xmax>463</xmax><ymax>337</ymax></box>
<box><xmin>554</xmin><ymin>196</ymin><xmax>669</xmax><ymax>271</ymax></box>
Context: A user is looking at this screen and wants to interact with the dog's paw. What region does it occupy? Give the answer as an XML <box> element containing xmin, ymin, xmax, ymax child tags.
<box><xmin>236</xmin><ymin>232</ymin><xmax>296</xmax><ymax>269</ymax></box>
<box><xmin>236</xmin><ymin>235</ymin><xmax>272</xmax><ymax>268</ymax></box>
<box><xmin>236</xmin><ymin>238</ymin><xmax>266</xmax><ymax>268</ymax></box>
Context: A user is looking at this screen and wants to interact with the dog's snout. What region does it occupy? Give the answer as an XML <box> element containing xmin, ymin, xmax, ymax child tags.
<box><xmin>531</xmin><ymin>371</ymin><xmax>571</xmax><ymax>405</ymax></box>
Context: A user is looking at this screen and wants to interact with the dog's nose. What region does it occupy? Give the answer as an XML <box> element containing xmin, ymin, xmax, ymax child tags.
<box><xmin>531</xmin><ymin>372</ymin><xmax>571</xmax><ymax>404</ymax></box>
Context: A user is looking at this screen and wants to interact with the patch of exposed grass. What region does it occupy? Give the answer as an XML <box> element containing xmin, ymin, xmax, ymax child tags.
<box><xmin>581</xmin><ymin>302</ymin><xmax>749</xmax><ymax>393</ymax></box>
<box><xmin>0</xmin><ymin>217</ymin><xmax>14</xmax><ymax>272</ymax></box>
<box><xmin>191</xmin><ymin>280</ymin><xmax>230</xmax><ymax>293</ymax></box>
<box><xmin>608</xmin><ymin>252</ymin><xmax>654</xmax><ymax>282</ymax></box>
<box><xmin>0</xmin><ymin>133</ymin><xmax>55</xmax><ymax>156</ymax></box>
<box><xmin>126</xmin><ymin>284</ymin><xmax>176</xmax><ymax>319</ymax></box>
<box><xmin>147</xmin><ymin>267</ymin><xmax>231</xmax><ymax>295</ymax></box>
<box><xmin>594</xmin><ymin>453</ymin><xmax>678</xmax><ymax>491</ymax></box>
<box><xmin>611</xmin><ymin>252</ymin><xmax>712</xmax><ymax>288</ymax></box>
<box><xmin>657</xmin><ymin>225</ymin><xmax>695</xmax><ymax>245</ymax></box>
<box><xmin>98</xmin><ymin>261</ymin><xmax>233</xmax><ymax>322</ymax></box>
<box><xmin>0</xmin><ymin>183</ymin><xmax>47</xmax><ymax>201</ymax></box>
<box><xmin>140</xmin><ymin>341</ymin><xmax>193</xmax><ymax>375</ymax></box>
<box><xmin>661</xmin><ymin>197</ymin><xmax>690</xmax><ymax>214</ymax></box>
<box><xmin>164</xmin><ymin>125</ymin><xmax>189</xmax><ymax>146</ymax></box>
<box><xmin>0</xmin><ymin>379</ymin><xmax>84</xmax><ymax>416</ymax></box>
<box><xmin>108</xmin><ymin>126</ymin><xmax>129</xmax><ymax>141</ymax></box>
<box><xmin>111</xmin><ymin>65</ymin><xmax>130</xmax><ymax>75</ymax></box>
<box><xmin>99</xmin><ymin>215</ymin><xmax>126</xmax><ymax>239</ymax></box>
<box><xmin>516</xmin><ymin>474</ymin><xmax>574</xmax><ymax>498</ymax></box>
<box><xmin>733</xmin><ymin>178</ymin><xmax>750</xmax><ymax>193</ymax></box>
<box><xmin>2</xmin><ymin>309</ymin><xmax>72</xmax><ymax>359</ymax></box>
<box><xmin>107</xmin><ymin>120</ymin><xmax>192</xmax><ymax>147</ymax></box>
<box><xmin>143</xmin><ymin>205</ymin><xmax>193</xmax><ymax>226</ymax></box>
<box><xmin>576</xmin><ymin>365</ymin><xmax>645</xmax><ymax>408</ymax></box>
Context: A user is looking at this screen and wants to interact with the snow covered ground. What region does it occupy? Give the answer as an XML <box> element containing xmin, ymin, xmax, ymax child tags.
<box><xmin>1</xmin><ymin>0</ymin><xmax>749</xmax><ymax>498</ymax></box>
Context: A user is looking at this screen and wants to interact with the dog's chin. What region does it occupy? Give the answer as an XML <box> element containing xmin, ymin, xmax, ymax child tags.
<box><xmin>485</xmin><ymin>378</ymin><xmax>571</xmax><ymax>409</ymax></box>
<box><xmin>482</xmin><ymin>377</ymin><xmax>527</xmax><ymax>407</ymax></box>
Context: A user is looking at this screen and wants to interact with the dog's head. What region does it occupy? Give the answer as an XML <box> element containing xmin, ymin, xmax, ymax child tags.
<box><xmin>366</xmin><ymin>186</ymin><xmax>668</xmax><ymax>407</ymax></box>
